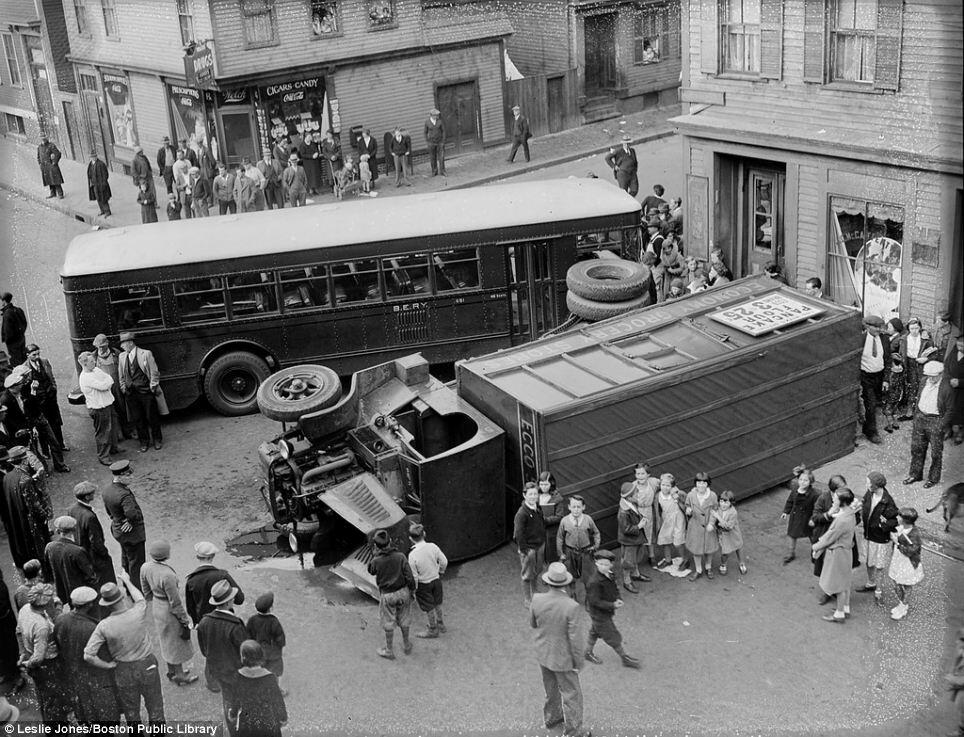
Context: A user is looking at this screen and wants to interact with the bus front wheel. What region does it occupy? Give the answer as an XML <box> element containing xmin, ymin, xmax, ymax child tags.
<box><xmin>203</xmin><ymin>351</ymin><xmax>272</xmax><ymax>416</ymax></box>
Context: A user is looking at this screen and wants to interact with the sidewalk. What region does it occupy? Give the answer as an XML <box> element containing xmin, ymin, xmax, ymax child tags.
<box><xmin>0</xmin><ymin>105</ymin><xmax>679</xmax><ymax>229</ymax></box>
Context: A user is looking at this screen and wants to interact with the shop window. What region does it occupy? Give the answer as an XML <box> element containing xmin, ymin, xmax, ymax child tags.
<box><xmin>633</xmin><ymin>8</ymin><xmax>661</xmax><ymax>64</ymax></box>
<box><xmin>175</xmin><ymin>277</ymin><xmax>227</xmax><ymax>323</ymax></box>
<box><xmin>110</xmin><ymin>285</ymin><xmax>163</xmax><ymax>330</ymax></box>
<box><xmin>831</xmin><ymin>0</ymin><xmax>875</xmax><ymax>82</ymax></box>
<box><xmin>827</xmin><ymin>196</ymin><xmax>904</xmax><ymax>318</ymax></box>
<box><xmin>432</xmin><ymin>249</ymin><xmax>480</xmax><ymax>292</ymax></box>
<box><xmin>310</xmin><ymin>0</ymin><xmax>339</xmax><ymax>35</ymax></box>
<box><xmin>721</xmin><ymin>0</ymin><xmax>761</xmax><ymax>74</ymax></box>
<box><xmin>176</xmin><ymin>0</ymin><xmax>195</xmax><ymax>45</ymax></box>
<box><xmin>241</xmin><ymin>0</ymin><xmax>278</xmax><ymax>48</ymax></box>
<box><xmin>280</xmin><ymin>266</ymin><xmax>330</xmax><ymax>310</ymax></box>
<box><xmin>367</xmin><ymin>0</ymin><xmax>396</xmax><ymax>29</ymax></box>
<box><xmin>2</xmin><ymin>34</ymin><xmax>21</xmax><ymax>87</ymax></box>
<box><xmin>74</xmin><ymin>0</ymin><xmax>90</xmax><ymax>35</ymax></box>
<box><xmin>101</xmin><ymin>0</ymin><xmax>119</xmax><ymax>38</ymax></box>
<box><xmin>102</xmin><ymin>71</ymin><xmax>138</xmax><ymax>147</ymax></box>
<box><xmin>384</xmin><ymin>255</ymin><xmax>431</xmax><ymax>299</ymax></box>
<box><xmin>228</xmin><ymin>272</ymin><xmax>279</xmax><ymax>317</ymax></box>
<box><xmin>332</xmin><ymin>260</ymin><xmax>380</xmax><ymax>304</ymax></box>
<box><xmin>80</xmin><ymin>73</ymin><xmax>98</xmax><ymax>91</ymax></box>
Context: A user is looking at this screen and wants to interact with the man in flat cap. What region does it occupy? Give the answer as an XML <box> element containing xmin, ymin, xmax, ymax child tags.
<box><xmin>44</xmin><ymin>515</ymin><xmax>99</xmax><ymax>606</ymax></box>
<box><xmin>904</xmin><ymin>361</ymin><xmax>951</xmax><ymax>488</ymax></box>
<box><xmin>68</xmin><ymin>481</ymin><xmax>116</xmax><ymax>587</ymax></box>
<box><xmin>604</xmin><ymin>135</ymin><xmax>639</xmax><ymax>197</ymax></box>
<box><xmin>424</xmin><ymin>108</ymin><xmax>446</xmax><ymax>176</ymax></box>
<box><xmin>102</xmin><ymin>460</ymin><xmax>146</xmax><ymax>588</ymax></box>
<box><xmin>506</xmin><ymin>105</ymin><xmax>532</xmax><ymax>164</ymax></box>
<box><xmin>118</xmin><ymin>332</ymin><xmax>163</xmax><ymax>453</ymax></box>
<box><xmin>860</xmin><ymin>315</ymin><xmax>891</xmax><ymax>444</ymax></box>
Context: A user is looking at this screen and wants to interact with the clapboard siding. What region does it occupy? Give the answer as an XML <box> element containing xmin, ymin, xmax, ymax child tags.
<box><xmin>482</xmin><ymin>0</ymin><xmax>570</xmax><ymax>75</ymax></box>
<box><xmin>614</xmin><ymin>9</ymin><xmax>683</xmax><ymax>94</ymax></box>
<box><xmin>332</xmin><ymin>43</ymin><xmax>504</xmax><ymax>149</ymax></box>
<box><xmin>689</xmin><ymin>142</ymin><xmax>705</xmax><ymax>177</ymax></box>
<box><xmin>795</xmin><ymin>163</ymin><xmax>823</xmax><ymax>282</ymax></box>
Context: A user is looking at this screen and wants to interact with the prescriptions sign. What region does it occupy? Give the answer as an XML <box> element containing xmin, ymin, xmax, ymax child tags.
<box><xmin>708</xmin><ymin>293</ymin><xmax>825</xmax><ymax>336</ymax></box>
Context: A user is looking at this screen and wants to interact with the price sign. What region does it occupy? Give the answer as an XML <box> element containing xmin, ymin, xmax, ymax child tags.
<box><xmin>708</xmin><ymin>293</ymin><xmax>824</xmax><ymax>336</ymax></box>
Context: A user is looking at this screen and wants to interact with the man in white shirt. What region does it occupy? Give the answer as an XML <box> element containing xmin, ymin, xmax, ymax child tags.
<box><xmin>77</xmin><ymin>351</ymin><xmax>116</xmax><ymax>466</ymax></box>
<box><xmin>904</xmin><ymin>361</ymin><xmax>948</xmax><ymax>489</ymax></box>
<box><xmin>859</xmin><ymin>315</ymin><xmax>891</xmax><ymax>444</ymax></box>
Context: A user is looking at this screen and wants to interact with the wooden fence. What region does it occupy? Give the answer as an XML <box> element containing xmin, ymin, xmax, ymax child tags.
<box><xmin>504</xmin><ymin>69</ymin><xmax>580</xmax><ymax>140</ymax></box>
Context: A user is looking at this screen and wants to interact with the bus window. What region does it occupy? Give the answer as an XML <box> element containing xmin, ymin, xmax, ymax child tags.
<box><xmin>383</xmin><ymin>255</ymin><xmax>431</xmax><ymax>299</ymax></box>
<box><xmin>433</xmin><ymin>249</ymin><xmax>480</xmax><ymax>291</ymax></box>
<box><xmin>229</xmin><ymin>272</ymin><xmax>279</xmax><ymax>317</ymax></box>
<box><xmin>175</xmin><ymin>277</ymin><xmax>227</xmax><ymax>323</ymax></box>
<box><xmin>280</xmin><ymin>266</ymin><xmax>330</xmax><ymax>310</ymax></box>
<box><xmin>110</xmin><ymin>285</ymin><xmax>163</xmax><ymax>330</ymax></box>
<box><xmin>332</xmin><ymin>260</ymin><xmax>380</xmax><ymax>304</ymax></box>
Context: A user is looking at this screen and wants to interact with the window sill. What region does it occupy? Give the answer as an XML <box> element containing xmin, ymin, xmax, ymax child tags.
<box><xmin>715</xmin><ymin>72</ymin><xmax>763</xmax><ymax>82</ymax></box>
<box><xmin>823</xmin><ymin>81</ymin><xmax>885</xmax><ymax>95</ymax></box>
<box><xmin>311</xmin><ymin>31</ymin><xmax>344</xmax><ymax>40</ymax></box>
<box><xmin>367</xmin><ymin>22</ymin><xmax>398</xmax><ymax>32</ymax></box>
<box><xmin>104</xmin><ymin>35</ymin><xmax>121</xmax><ymax>42</ymax></box>
<box><xmin>244</xmin><ymin>40</ymin><xmax>280</xmax><ymax>50</ymax></box>
<box><xmin>633</xmin><ymin>60</ymin><xmax>663</xmax><ymax>67</ymax></box>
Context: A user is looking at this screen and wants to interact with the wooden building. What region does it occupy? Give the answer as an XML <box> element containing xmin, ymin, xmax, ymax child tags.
<box><xmin>673</xmin><ymin>0</ymin><xmax>963</xmax><ymax>327</ymax></box>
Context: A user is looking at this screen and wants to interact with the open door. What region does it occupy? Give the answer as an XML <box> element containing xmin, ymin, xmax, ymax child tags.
<box><xmin>505</xmin><ymin>240</ymin><xmax>562</xmax><ymax>344</ymax></box>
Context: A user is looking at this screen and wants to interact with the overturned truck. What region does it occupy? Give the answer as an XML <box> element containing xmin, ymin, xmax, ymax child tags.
<box><xmin>256</xmin><ymin>275</ymin><xmax>862</xmax><ymax>596</ymax></box>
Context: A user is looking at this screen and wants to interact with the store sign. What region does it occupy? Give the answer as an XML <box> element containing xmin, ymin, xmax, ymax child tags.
<box><xmin>708</xmin><ymin>293</ymin><xmax>825</xmax><ymax>336</ymax></box>
<box><xmin>184</xmin><ymin>45</ymin><xmax>215</xmax><ymax>90</ymax></box>
<box><xmin>218</xmin><ymin>88</ymin><xmax>249</xmax><ymax>106</ymax></box>
<box><xmin>259</xmin><ymin>76</ymin><xmax>327</xmax><ymax>140</ymax></box>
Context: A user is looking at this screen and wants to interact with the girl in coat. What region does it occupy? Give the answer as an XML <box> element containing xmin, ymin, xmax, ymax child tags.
<box><xmin>655</xmin><ymin>473</ymin><xmax>688</xmax><ymax>574</ymax></box>
<box><xmin>881</xmin><ymin>351</ymin><xmax>905</xmax><ymax>433</ymax></box>
<box><xmin>781</xmin><ymin>467</ymin><xmax>820</xmax><ymax>564</ymax></box>
<box><xmin>628</xmin><ymin>463</ymin><xmax>659</xmax><ymax>567</ymax></box>
<box><xmin>684</xmin><ymin>471</ymin><xmax>719</xmax><ymax>581</ymax></box>
<box><xmin>617</xmin><ymin>483</ymin><xmax>648</xmax><ymax>593</ymax></box>
<box><xmin>899</xmin><ymin>317</ymin><xmax>933</xmax><ymax>420</ymax></box>
<box><xmin>140</xmin><ymin>540</ymin><xmax>197</xmax><ymax>685</ymax></box>
<box><xmin>234</xmin><ymin>640</ymin><xmax>287</xmax><ymax>737</ymax></box>
<box><xmin>710</xmin><ymin>490</ymin><xmax>746</xmax><ymax>575</ymax></box>
<box><xmin>537</xmin><ymin>471</ymin><xmax>565</xmax><ymax>564</ymax></box>
<box><xmin>811</xmin><ymin>487</ymin><xmax>858</xmax><ymax>623</ymax></box>
<box><xmin>888</xmin><ymin>507</ymin><xmax>924</xmax><ymax>621</ymax></box>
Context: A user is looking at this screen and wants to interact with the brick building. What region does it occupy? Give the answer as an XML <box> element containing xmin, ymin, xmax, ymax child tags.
<box><xmin>58</xmin><ymin>0</ymin><xmax>512</xmax><ymax>174</ymax></box>
<box><xmin>673</xmin><ymin>0</ymin><xmax>963</xmax><ymax>327</ymax></box>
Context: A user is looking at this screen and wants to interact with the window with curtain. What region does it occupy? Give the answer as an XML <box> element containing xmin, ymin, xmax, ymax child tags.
<box><xmin>101</xmin><ymin>0</ymin><xmax>119</xmax><ymax>37</ymax></box>
<box><xmin>831</xmin><ymin>0</ymin><xmax>877</xmax><ymax>82</ymax></box>
<box><xmin>310</xmin><ymin>0</ymin><xmax>339</xmax><ymax>35</ymax></box>
<box><xmin>241</xmin><ymin>0</ymin><xmax>278</xmax><ymax>47</ymax></box>
<box><xmin>74</xmin><ymin>0</ymin><xmax>89</xmax><ymax>35</ymax></box>
<box><xmin>633</xmin><ymin>8</ymin><xmax>661</xmax><ymax>64</ymax></box>
<box><xmin>827</xmin><ymin>196</ymin><xmax>904</xmax><ymax>318</ymax></box>
<box><xmin>176</xmin><ymin>0</ymin><xmax>195</xmax><ymax>45</ymax></box>
<box><xmin>367</xmin><ymin>0</ymin><xmax>395</xmax><ymax>29</ymax></box>
<box><xmin>721</xmin><ymin>0</ymin><xmax>761</xmax><ymax>73</ymax></box>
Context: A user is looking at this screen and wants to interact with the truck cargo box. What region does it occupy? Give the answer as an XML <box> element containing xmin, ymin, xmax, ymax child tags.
<box><xmin>457</xmin><ymin>275</ymin><xmax>862</xmax><ymax>542</ymax></box>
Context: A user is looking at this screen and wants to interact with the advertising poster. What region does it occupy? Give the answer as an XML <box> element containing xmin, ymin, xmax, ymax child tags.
<box><xmin>102</xmin><ymin>71</ymin><xmax>138</xmax><ymax>147</ymax></box>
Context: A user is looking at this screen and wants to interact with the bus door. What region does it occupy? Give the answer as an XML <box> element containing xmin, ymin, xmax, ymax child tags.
<box><xmin>504</xmin><ymin>240</ymin><xmax>561</xmax><ymax>344</ymax></box>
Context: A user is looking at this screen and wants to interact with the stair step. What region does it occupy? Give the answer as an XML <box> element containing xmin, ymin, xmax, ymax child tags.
<box><xmin>583</xmin><ymin>107</ymin><xmax>621</xmax><ymax>123</ymax></box>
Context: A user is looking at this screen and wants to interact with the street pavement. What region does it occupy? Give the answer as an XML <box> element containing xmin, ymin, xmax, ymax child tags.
<box><xmin>1</xmin><ymin>118</ymin><xmax>963</xmax><ymax>734</ymax></box>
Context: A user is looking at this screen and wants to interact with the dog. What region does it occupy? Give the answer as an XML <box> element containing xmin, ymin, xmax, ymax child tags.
<box><xmin>926</xmin><ymin>482</ymin><xmax>964</xmax><ymax>532</ymax></box>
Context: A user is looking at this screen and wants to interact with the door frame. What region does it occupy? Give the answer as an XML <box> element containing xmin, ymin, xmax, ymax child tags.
<box><xmin>503</xmin><ymin>239</ymin><xmax>561</xmax><ymax>345</ymax></box>
<box><xmin>434</xmin><ymin>77</ymin><xmax>482</xmax><ymax>156</ymax></box>
<box><xmin>744</xmin><ymin>167</ymin><xmax>785</xmax><ymax>276</ymax></box>
<box><xmin>215</xmin><ymin>105</ymin><xmax>258</xmax><ymax>167</ymax></box>
<box><xmin>583</xmin><ymin>12</ymin><xmax>618</xmax><ymax>94</ymax></box>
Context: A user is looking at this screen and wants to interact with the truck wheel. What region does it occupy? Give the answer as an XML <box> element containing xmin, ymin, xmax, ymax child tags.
<box><xmin>566</xmin><ymin>259</ymin><xmax>650</xmax><ymax>303</ymax></box>
<box><xmin>203</xmin><ymin>351</ymin><xmax>271</xmax><ymax>416</ymax></box>
<box><xmin>566</xmin><ymin>290</ymin><xmax>651</xmax><ymax>322</ymax></box>
<box><xmin>257</xmin><ymin>364</ymin><xmax>343</xmax><ymax>422</ymax></box>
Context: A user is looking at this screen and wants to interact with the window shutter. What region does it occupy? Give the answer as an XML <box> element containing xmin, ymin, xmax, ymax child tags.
<box><xmin>665</xmin><ymin>2</ymin><xmax>682</xmax><ymax>60</ymax></box>
<box><xmin>874</xmin><ymin>0</ymin><xmax>903</xmax><ymax>91</ymax></box>
<box><xmin>699</xmin><ymin>0</ymin><xmax>719</xmax><ymax>75</ymax></box>
<box><xmin>760</xmin><ymin>0</ymin><xmax>784</xmax><ymax>79</ymax></box>
<box><xmin>802</xmin><ymin>1</ymin><xmax>826</xmax><ymax>83</ymax></box>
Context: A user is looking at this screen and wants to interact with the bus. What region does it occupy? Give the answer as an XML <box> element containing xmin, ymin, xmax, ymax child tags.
<box><xmin>61</xmin><ymin>179</ymin><xmax>641</xmax><ymax>416</ymax></box>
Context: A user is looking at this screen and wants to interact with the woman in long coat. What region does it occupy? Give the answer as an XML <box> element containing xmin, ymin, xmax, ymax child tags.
<box><xmin>234</xmin><ymin>640</ymin><xmax>287</xmax><ymax>737</ymax></box>
<box><xmin>684</xmin><ymin>471</ymin><xmax>719</xmax><ymax>581</ymax></box>
<box><xmin>300</xmin><ymin>132</ymin><xmax>323</xmax><ymax>195</ymax></box>
<box><xmin>140</xmin><ymin>540</ymin><xmax>198</xmax><ymax>685</ymax></box>
<box><xmin>811</xmin><ymin>487</ymin><xmax>858</xmax><ymax>623</ymax></box>
<box><xmin>37</xmin><ymin>137</ymin><xmax>64</xmax><ymax>197</ymax></box>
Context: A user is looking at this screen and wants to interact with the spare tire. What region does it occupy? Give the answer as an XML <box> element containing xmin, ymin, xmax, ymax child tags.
<box><xmin>257</xmin><ymin>364</ymin><xmax>343</xmax><ymax>422</ymax></box>
<box><xmin>566</xmin><ymin>259</ymin><xmax>650</xmax><ymax>303</ymax></box>
<box><xmin>566</xmin><ymin>290</ymin><xmax>651</xmax><ymax>322</ymax></box>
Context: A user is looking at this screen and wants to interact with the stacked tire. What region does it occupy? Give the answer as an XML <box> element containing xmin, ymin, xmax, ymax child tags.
<box><xmin>565</xmin><ymin>258</ymin><xmax>652</xmax><ymax>322</ymax></box>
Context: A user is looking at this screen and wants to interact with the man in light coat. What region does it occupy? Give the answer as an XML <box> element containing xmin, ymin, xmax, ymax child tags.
<box><xmin>118</xmin><ymin>332</ymin><xmax>162</xmax><ymax>452</ymax></box>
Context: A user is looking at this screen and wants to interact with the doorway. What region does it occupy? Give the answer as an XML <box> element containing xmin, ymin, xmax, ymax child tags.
<box><xmin>217</xmin><ymin>107</ymin><xmax>258</xmax><ymax>166</ymax></box>
<box><xmin>24</xmin><ymin>35</ymin><xmax>58</xmax><ymax>144</ymax></box>
<box><xmin>61</xmin><ymin>101</ymin><xmax>79</xmax><ymax>160</ymax></box>
<box><xmin>547</xmin><ymin>76</ymin><xmax>565</xmax><ymax>133</ymax></box>
<box><xmin>80</xmin><ymin>74</ymin><xmax>111</xmax><ymax>166</ymax></box>
<box><xmin>436</xmin><ymin>81</ymin><xmax>481</xmax><ymax>155</ymax></box>
<box><xmin>504</xmin><ymin>240</ymin><xmax>561</xmax><ymax>345</ymax></box>
<box><xmin>584</xmin><ymin>13</ymin><xmax>617</xmax><ymax>95</ymax></box>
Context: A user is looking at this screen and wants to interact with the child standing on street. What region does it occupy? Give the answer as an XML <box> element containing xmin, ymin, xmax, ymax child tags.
<box><xmin>710</xmin><ymin>491</ymin><xmax>746</xmax><ymax>575</ymax></box>
<box><xmin>655</xmin><ymin>473</ymin><xmax>689</xmax><ymax>576</ymax></box>
<box><xmin>616</xmin><ymin>484</ymin><xmax>647</xmax><ymax>594</ymax></box>
<box><xmin>537</xmin><ymin>471</ymin><xmax>565</xmax><ymax>563</ymax></box>
<box><xmin>407</xmin><ymin>523</ymin><xmax>448</xmax><ymax>638</ymax></box>
<box><xmin>583</xmin><ymin>550</ymin><xmax>640</xmax><ymax>669</ymax></box>
<box><xmin>359</xmin><ymin>154</ymin><xmax>372</xmax><ymax>193</ymax></box>
<box><xmin>246</xmin><ymin>592</ymin><xmax>287</xmax><ymax>683</ymax></box>
<box><xmin>882</xmin><ymin>351</ymin><xmax>905</xmax><ymax>433</ymax></box>
<box><xmin>366</xmin><ymin>529</ymin><xmax>416</xmax><ymax>660</ymax></box>
<box><xmin>781</xmin><ymin>467</ymin><xmax>820</xmax><ymax>564</ymax></box>
<box><xmin>684</xmin><ymin>471</ymin><xmax>719</xmax><ymax>581</ymax></box>
<box><xmin>165</xmin><ymin>192</ymin><xmax>181</xmax><ymax>221</ymax></box>
<box><xmin>556</xmin><ymin>496</ymin><xmax>600</xmax><ymax>603</ymax></box>
<box><xmin>888</xmin><ymin>507</ymin><xmax>924</xmax><ymax>621</ymax></box>
<box><xmin>628</xmin><ymin>463</ymin><xmax>659</xmax><ymax>569</ymax></box>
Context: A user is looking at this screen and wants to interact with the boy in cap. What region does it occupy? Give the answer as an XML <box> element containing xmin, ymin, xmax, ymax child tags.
<box><xmin>584</xmin><ymin>549</ymin><xmax>640</xmax><ymax>669</ymax></box>
<box><xmin>246</xmin><ymin>592</ymin><xmax>286</xmax><ymax>683</ymax></box>
<box><xmin>860</xmin><ymin>315</ymin><xmax>891</xmax><ymax>444</ymax></box>
<box><xmin>367</xmin><ymin>529</ymin><xmax>415</xmax><ymax>660</ymax></box>
<box><xmin>616</xmin><ymin>484</ymin><xmax>650</xmax><ymax>594</ymax></box>
<box><xmin>904</xmin><ymin>360</ymin><xmax>950</xmax><ymax>488</ymax></box>
<box><xmin>407</xmin><ymin>524</ymin><xmax>448</xmax><ymax>638</ymax></box>
<box><xmin>44</xmin><ymin>515</ymin><xmax>98</xmax><ymax>606</ymax></box>
<box><xmin>14</xmin><ymin>559</ymin><xmax>60</xmax><ymax>615</ymax></box>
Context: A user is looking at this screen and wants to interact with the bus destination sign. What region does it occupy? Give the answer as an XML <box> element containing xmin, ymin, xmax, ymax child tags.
<box><xmin>708</xmin><ymin>293</ymin><xmax>825</xmax><ymax>336</ymax></box>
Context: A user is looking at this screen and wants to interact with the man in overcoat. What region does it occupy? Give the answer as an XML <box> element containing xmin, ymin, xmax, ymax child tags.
<box><xmin>68</xmin><ymin>481</ymin><xmax>116</xmax><ymax>587</ymax></box>
<box><xmin>86</xmin><ymin>152</ymin><xmax>112</xmax><ymax>217</ymax></box>
<box><xmin>0</xmin><ymin>446</ymin><xmax>52</xmax><ymax>570</ymax></box>
<box><xmin>604</xmin><ymin>135</ymin><xmax>639</xmax><ymax>196</ymax></box>
<box><xmin>37</xmin><ymin>135</ymin><xmax>64</xmax><ymax>198</ymax></box>
<box><xmin>118</xmin><ymin>332</ymin><xmax>162</xmax><ymax>452</ymax></box>
<box><xmin>1</xmin><ymin>292</ymin><xmax>28</xmax><ymax>366</ymax></box>
<box><xmin>197</xmin><ymin>579</ymin><xmax>248</xmax><ymax>734</ymax></box>
<box><xmin>44</xmin><ymin>515</ymin><xmax>98</xmax><ymax>606</ymax></box>
<box><xmin>185</xmin><ymin>542</ymin><xmax>245</xmax><ymax>626</ymax></box>
<box><xmin>132</xmin><ymin>146</ymin><xmax>157</xmax><ymax>223</ymax></box>
<box><xmin>21</xmin><ymin>343</ymin><xmax>67</xmax><ymax>453</ymax></box>
<box><xmin>102</xmin><ymin>460</ymin><xmax>146</xmax><ymax>588</ymax></box>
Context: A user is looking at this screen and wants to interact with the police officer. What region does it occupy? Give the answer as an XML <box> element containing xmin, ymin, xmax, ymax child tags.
<box><xmin>102</xmin><ymin>461</ymin><xmax>146</xmax><ymax>589</ymax></box>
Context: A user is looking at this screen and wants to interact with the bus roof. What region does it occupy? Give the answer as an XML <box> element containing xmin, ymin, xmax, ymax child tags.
<box><xmin>61</xmin><ymin>179</ymin><xmax>641</xmax><ymax>278</ymax></box>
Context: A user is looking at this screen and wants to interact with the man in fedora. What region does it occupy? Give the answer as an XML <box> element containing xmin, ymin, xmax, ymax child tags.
<box><xmin>367</xmin><ymin>529</ymin><xmax>416</xmax><ymax>660</ymax></box>
<box><xmin>583</xmin><ymin>549</ymin><xmax>640</xmax><ymax>669</ymax></box>
<box><xmin>103</xmin><ymin>460</ymin><xmax>146</xmax><ymax>588</ymax></box>
<box><xmin>197</xmin><ymin>579</ymin><xmax>247</xmax><ymax>734</ymax></box>
<box><xmin>604</xmin><ymin>135</ymin><xmax>639</xmax><ymax>197</ymax></box>
<box><xmin>118</xmin><ymin>332</ymin><xmax>162</xmax><ymax>453</ymax></box>
<box><xmin>424</xmin><ymin>108</ymin><xmax>446</xmax><ymax>176</ymax></box>
<box><xmin>68</xmin><ymin>481</ymin><xmax>116</xmax><ymax>587</ymax></box>
<box><xmin>156</xmin><ymin>136</ymin><xmax>177</xmax><ymax>194</ymax></box>
<box><xmin>53</xmin><ymin>586</ymin><xmax>121</xmax><ymax>724</ymax></box>
<box><xmin>904</xmin><ymin>360</ymin><xmax>951</xmax><ymax>488</ymax></box>
<box><xmin>44</xmin><ymin>515</ymin><xmax>98</xmax><ymax>606</ymax></box>
<box><xmin>506</xmin><ymin>105</ymin><xmax>531</xmax><ymax>163</ymax></box>
<box><xmin>529</xmin><ymin>561</ymin><xmax>589</xmax><ymax>737</ymax></box>
<box><xmin>84</xmin><ymin>572</ymin><xmax>165</xmax><ymax>724</ymax></box>
<box><xmin>860</xmin><ymin>315</ymin><xmax>891</xmax><ymax>444</ymax></box>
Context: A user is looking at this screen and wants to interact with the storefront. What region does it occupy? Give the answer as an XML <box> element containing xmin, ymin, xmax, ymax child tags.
<box><xmin>166</xmin><ymin>83</ymin><xmax>219</xmax><ymax>166</ymax></box>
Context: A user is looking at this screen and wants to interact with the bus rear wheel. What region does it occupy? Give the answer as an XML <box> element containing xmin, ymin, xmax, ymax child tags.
<box><xmin>204</xmin><ymin>351</ymin><xmax>272</xmax><ymax>416</ymax></box>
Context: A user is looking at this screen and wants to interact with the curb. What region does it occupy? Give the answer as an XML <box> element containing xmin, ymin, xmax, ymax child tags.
<box><xmin>2</xmin><ymin>180</ymin><xmax>111</xmax><ymax>228</ymax></box>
